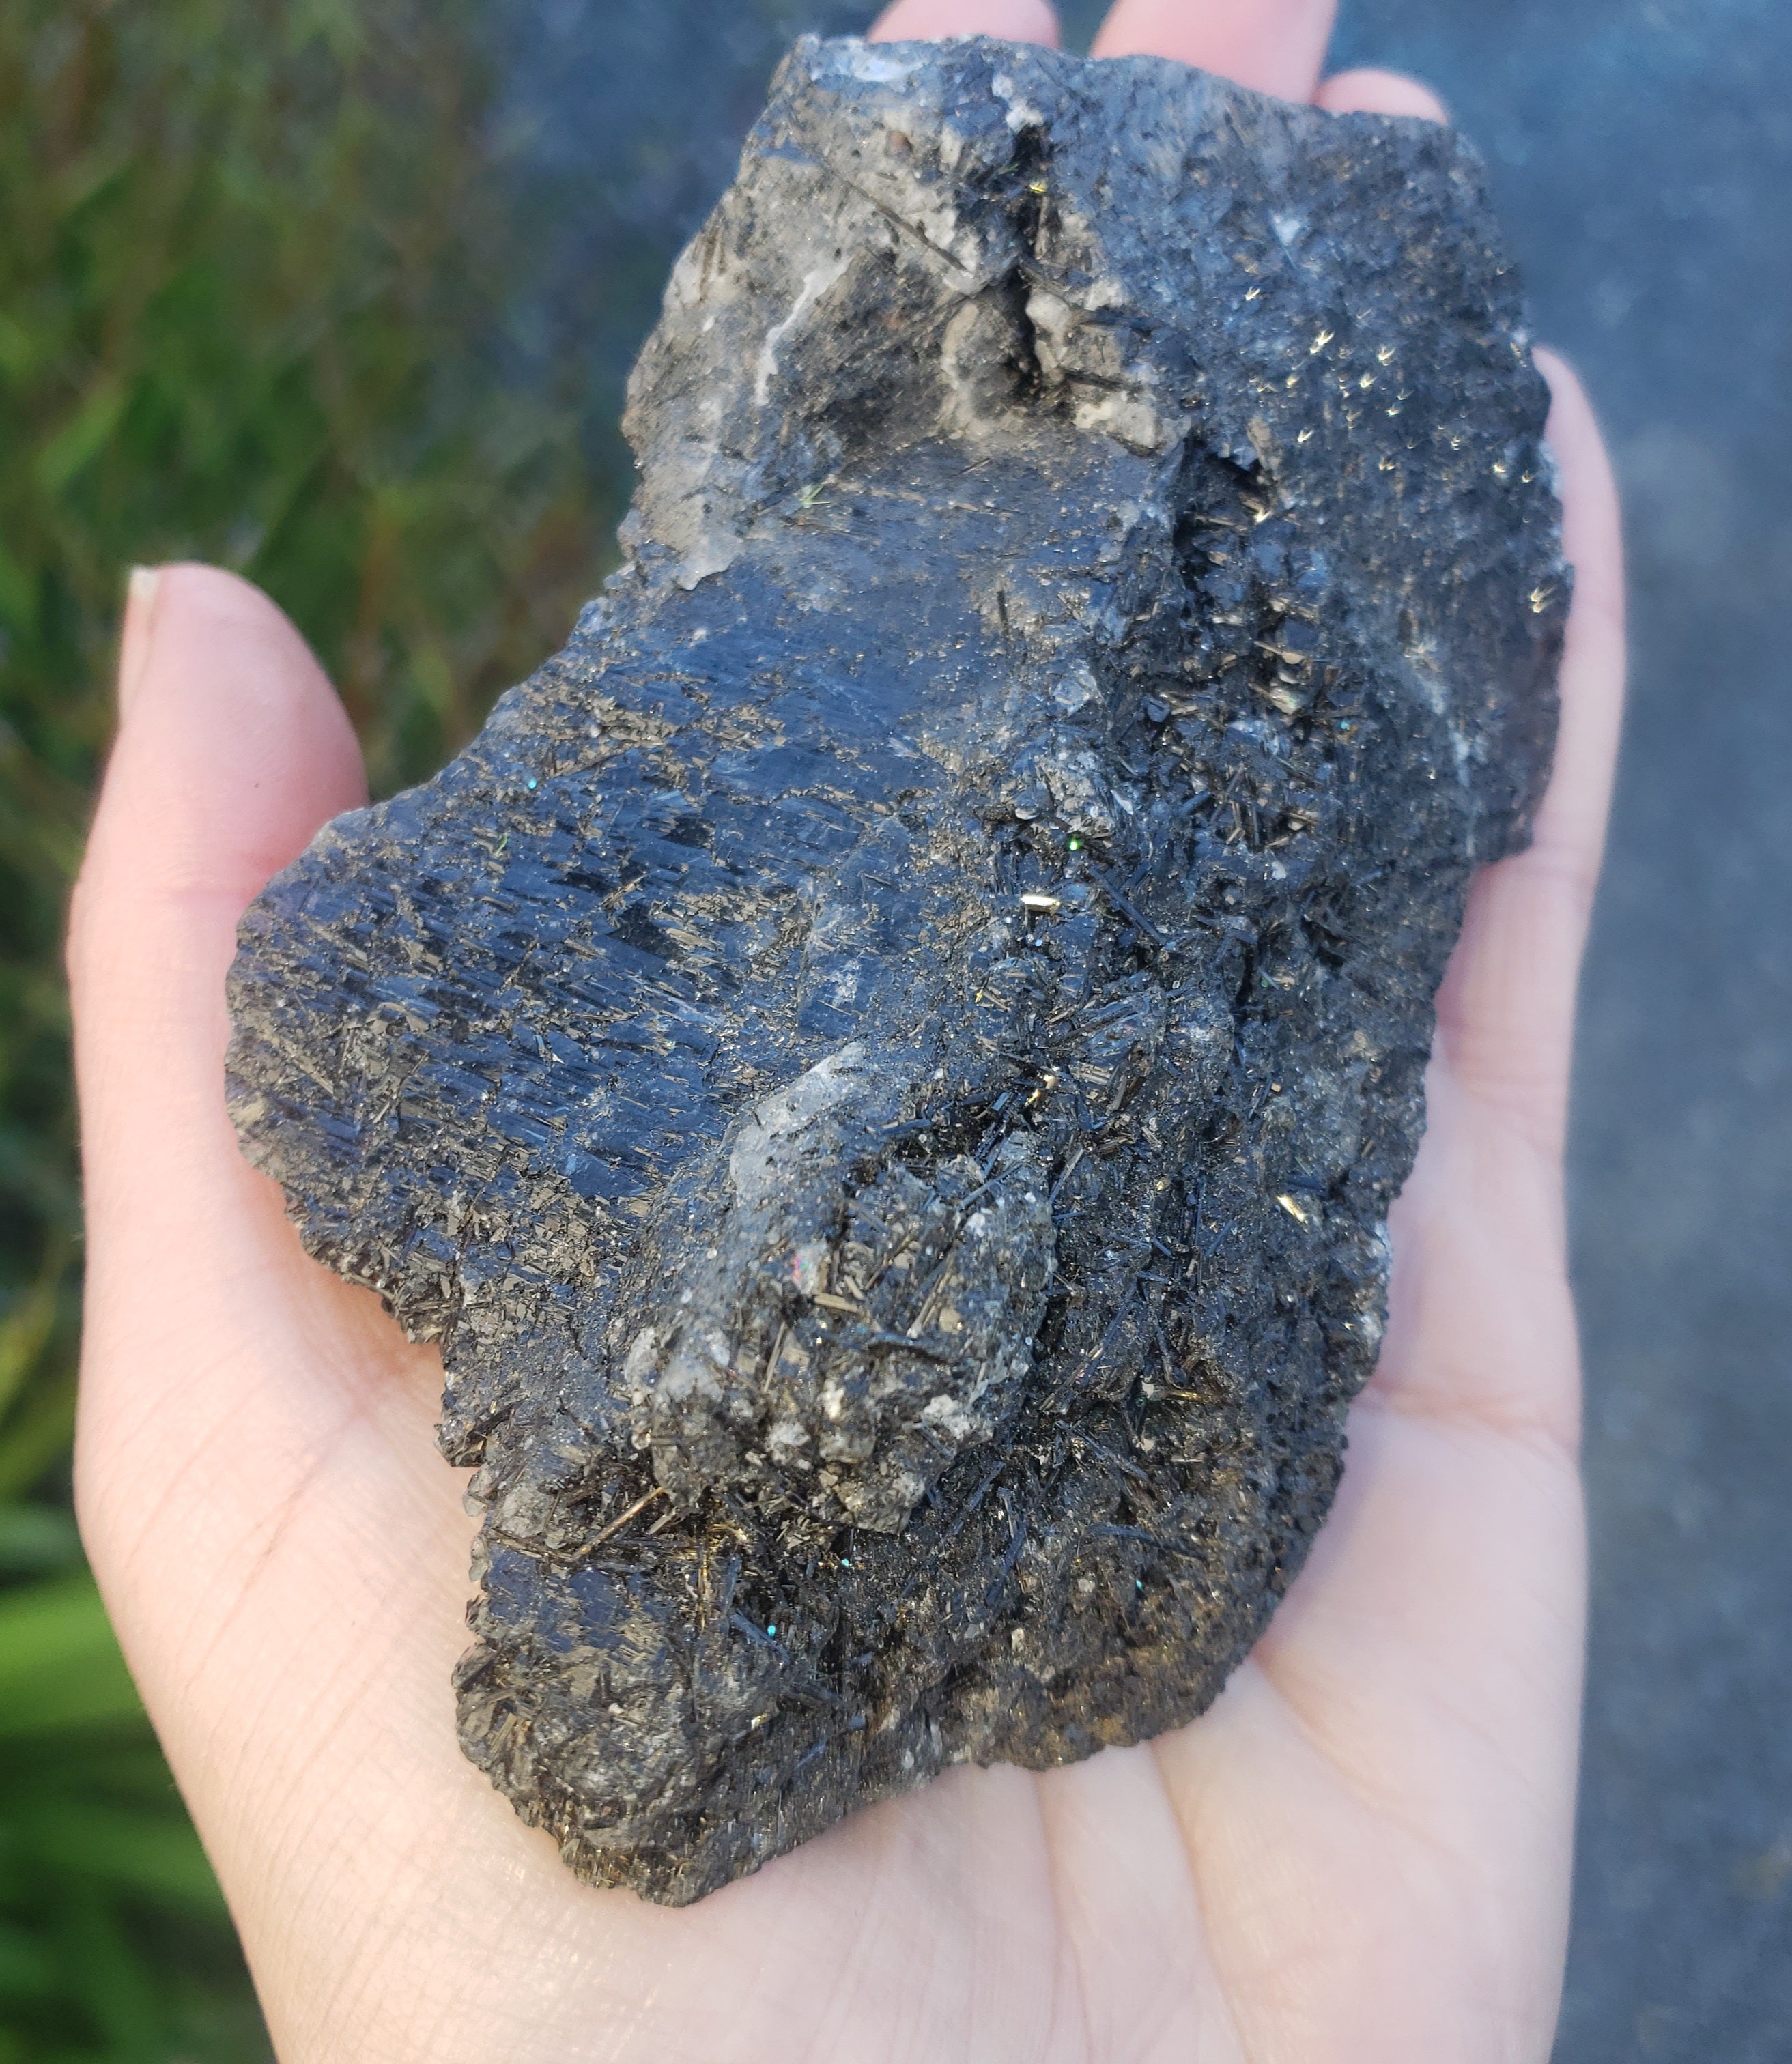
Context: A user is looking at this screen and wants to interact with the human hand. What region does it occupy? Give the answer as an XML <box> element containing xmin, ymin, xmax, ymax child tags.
<box><xmin>69</xmin><ymin>1</ymin><xmax>1625</xmax><ymax>2057</ymax></box>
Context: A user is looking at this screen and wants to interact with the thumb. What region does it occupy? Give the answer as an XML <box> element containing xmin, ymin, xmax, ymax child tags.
<box><xmin>68</xmin><ymin>571</ymin><xmax>505</xmax><ymax>2019</ymax></box>
<box><xmin>69</xmin><ymin>564</ymin><xmax>367</xmax><ymax>1573</ymax></box>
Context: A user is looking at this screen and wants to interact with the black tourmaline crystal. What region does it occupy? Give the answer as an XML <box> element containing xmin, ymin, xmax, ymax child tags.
<box><xmin>226</xmin><ymin>35</ymin><xmax>1567</xmax><ymax>1902</ymax></box>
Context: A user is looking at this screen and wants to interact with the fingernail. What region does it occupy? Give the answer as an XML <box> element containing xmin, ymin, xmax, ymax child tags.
<box><xmin>118</xmin><ymin>565</ymin><xmax>162</xmax><ymax>720</ymax></box>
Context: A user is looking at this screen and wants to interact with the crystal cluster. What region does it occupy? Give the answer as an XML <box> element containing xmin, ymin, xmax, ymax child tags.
<box><xmin>227</xmin><ymin>35</ymin><xmax>1565</xmax><ymax>1902</ymax></box>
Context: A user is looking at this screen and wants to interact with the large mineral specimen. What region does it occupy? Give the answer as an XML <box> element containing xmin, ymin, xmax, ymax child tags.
<box><xmin>226</xmin><ymin>35</ymin><xmax>1567</xmax><ymax>1902</ymax></box>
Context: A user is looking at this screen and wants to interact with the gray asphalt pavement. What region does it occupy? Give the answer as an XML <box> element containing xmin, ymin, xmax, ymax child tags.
<box><xmin>495</xmin><ymin>3</ymin><xmax>1792</xmax><ymax>2049</ymax></box>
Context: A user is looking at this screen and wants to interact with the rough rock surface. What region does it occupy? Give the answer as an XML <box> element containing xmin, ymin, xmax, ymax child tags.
<box><xmin>226</xmin><ymin>34</ymin><xmax>1567</xmax><ymax>1904</ymax></box>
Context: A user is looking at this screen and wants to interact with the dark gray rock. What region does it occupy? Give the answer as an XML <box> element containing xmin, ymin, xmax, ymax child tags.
<box><xmin>226</xmin><ymin>33</ymin><xmax>1565</xmax><ymax>1904</ymax></box>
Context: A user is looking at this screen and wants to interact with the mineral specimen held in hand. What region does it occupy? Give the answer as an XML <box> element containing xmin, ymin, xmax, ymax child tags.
<box><xmin>226</xmin><ymin>34</ymin><xmax>1567</xmax><ymax>1902</ymax></box>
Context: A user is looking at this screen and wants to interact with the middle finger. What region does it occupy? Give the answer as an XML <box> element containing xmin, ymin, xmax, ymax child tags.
<box><xmin>1090</xmin><ymin>0</ymin><xmax>1336</xmax><ymax>104</ymax></box>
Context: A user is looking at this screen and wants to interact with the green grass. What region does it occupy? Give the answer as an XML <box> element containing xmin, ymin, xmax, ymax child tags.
<box><xmin>0</xmin><ymin>0</ymin><xmax>614</xmax><ymax>2051</ymax></box>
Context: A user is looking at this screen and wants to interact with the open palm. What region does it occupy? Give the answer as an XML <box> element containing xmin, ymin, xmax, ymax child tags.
<box><xmin>69</xmin><ymin>1</ymin><xmax>1625</xmax><ymax>2056</ymax></box>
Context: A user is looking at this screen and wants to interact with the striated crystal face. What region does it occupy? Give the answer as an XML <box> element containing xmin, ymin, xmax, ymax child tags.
<box><xmin>226</xmin><ymin>34</ymin><xmax>1566</xmax><ymax>1904</ymax></box>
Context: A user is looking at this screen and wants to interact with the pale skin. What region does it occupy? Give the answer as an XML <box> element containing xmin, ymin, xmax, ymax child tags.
<box><xmin>68</xmin><ymin>0</ymin><xmax>1626</xmax><ymax>2055</ymax></box>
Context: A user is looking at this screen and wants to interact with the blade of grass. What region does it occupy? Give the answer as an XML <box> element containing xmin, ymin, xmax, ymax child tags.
<box><xmin>0</xmin><ymin>1575</ymin><xmax>143</xmax><ymax>1739</ymax></box>
<box><xmin>11</xmin><ymin>1802</ymin><xmax>227</xmax><ymax>1923</ymax></box>
<box><xmin>0</xmin><ymin>1504</ymin><xmax>81</xmax><ymax>1573</ymax></box>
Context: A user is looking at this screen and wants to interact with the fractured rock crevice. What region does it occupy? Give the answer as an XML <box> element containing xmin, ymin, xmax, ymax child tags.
<box><xmin>226</xmin><ymin>34</ymin><xmax>1567</xmax><ymax>1903</ymax></box>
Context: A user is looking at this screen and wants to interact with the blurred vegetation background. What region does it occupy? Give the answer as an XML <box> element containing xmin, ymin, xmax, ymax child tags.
<box><xmin>0</xmin><ymin>0</ymin><xmax>619</xmax><ymax>2052</ymax></box>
